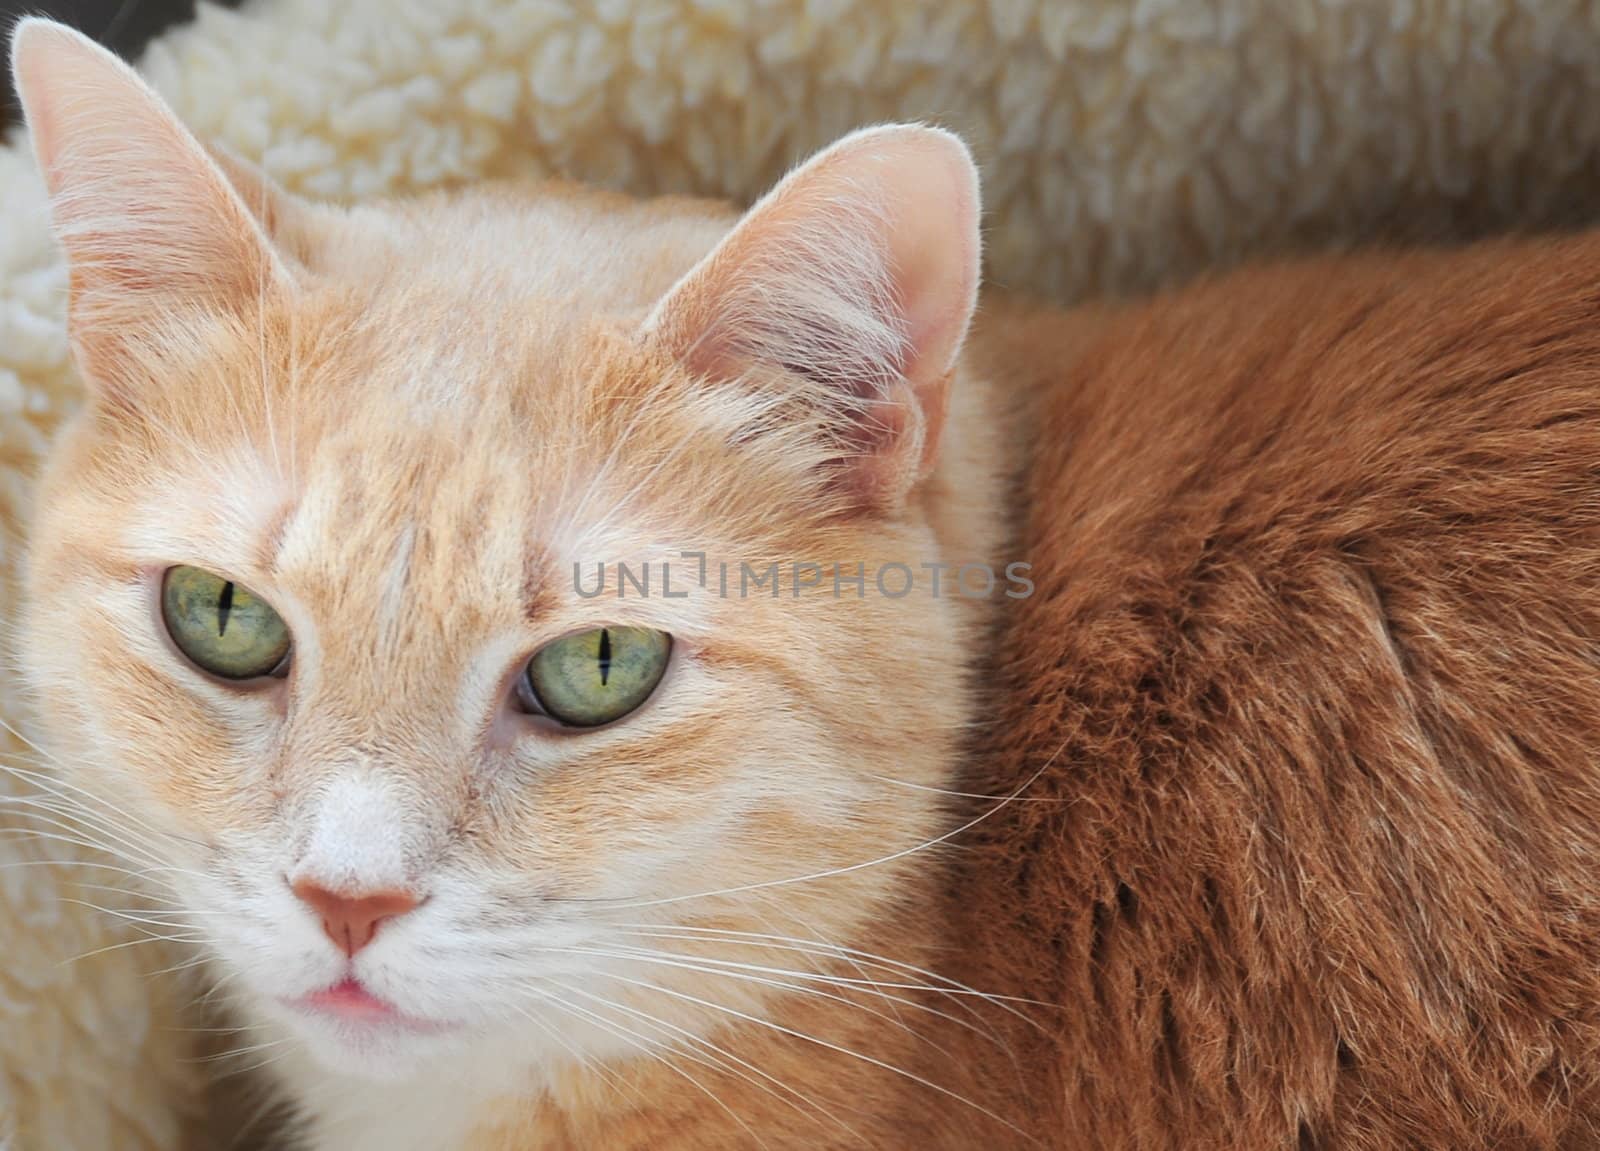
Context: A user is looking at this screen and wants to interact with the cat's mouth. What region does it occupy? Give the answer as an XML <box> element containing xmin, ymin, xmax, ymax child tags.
<box><xmin>284</xmin><ymin>977</ymin><xmax>458</xmax><ymax>1036</ymax></box>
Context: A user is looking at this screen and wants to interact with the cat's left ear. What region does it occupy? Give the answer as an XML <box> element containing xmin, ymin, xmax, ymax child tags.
<box><xmin>10</xmin><ymin>18</ymin><xmax>287</xmax><ymax>407</ymax></box>
<box><xmin>644</xmin><ymin>124</ymin><xmax>981</xmax><ymax>512</ymax></box>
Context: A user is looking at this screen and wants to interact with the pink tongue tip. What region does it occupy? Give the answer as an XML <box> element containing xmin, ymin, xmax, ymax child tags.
<box><xmin>306</xmin><ymin>977</ymin><xmax>394</xmax><ymax>1019</ymax></box>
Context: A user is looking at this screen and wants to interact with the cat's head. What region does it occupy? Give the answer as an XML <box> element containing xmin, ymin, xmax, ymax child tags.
<box><xmin>11</xmin><ymin>19</ymin><xmax>983</xmax><ymax>1080</ymax></box>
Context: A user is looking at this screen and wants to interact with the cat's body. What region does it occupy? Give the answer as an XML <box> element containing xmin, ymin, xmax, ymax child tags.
<box><xmin>277</xmin><ymin>238</ymin><xmax>1600</xmax><ymax>1151</ymax></box>
<box><xmin>944</xmin><ymin>246</ymin><xmax>1600</xmax><ymax>1147</ymax></box>
<box><xmin>14</xmin><ymin>17</ymin><xmax>1600</xmax><ymax>1151</ymax></box>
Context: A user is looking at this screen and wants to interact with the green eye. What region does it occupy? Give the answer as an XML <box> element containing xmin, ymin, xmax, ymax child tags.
<box><xmin>161</xmin><ymin>565</ymin><xmax>291</xmax><ymax>681</ymax></box>
<box><xmin>519</xmin><ymin>627</ymin><xmax>671</xmax><ymax>728</ymax></box>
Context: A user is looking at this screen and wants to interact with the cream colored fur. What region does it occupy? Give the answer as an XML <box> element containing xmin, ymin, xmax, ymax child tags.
<box><xmin>11</xmin><ymin>19</ymin><xmax>1003</xmax><ymax>1149</ymax></box>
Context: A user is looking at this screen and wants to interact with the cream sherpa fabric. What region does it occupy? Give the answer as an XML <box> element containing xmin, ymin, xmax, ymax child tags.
<box><xmin>8</xmin><ymin>1</ymin><xmax>1600</xmax><ymax>1146</ymax></box>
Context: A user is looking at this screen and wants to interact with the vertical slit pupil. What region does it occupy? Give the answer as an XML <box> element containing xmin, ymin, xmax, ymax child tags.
<box><xmin>217</xmin><ymin>581</ymin><xmax>236</xmax><ymax>637</ymax></box>
<box><xmin>598</xmin><ymin>628</ymin><xmax>612</xmax><ymax>686</ymax></box>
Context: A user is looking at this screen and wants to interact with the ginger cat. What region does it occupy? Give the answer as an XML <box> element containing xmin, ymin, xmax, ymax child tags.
<box><xmin>14</xmin><ymin>15</ymin><xmax>1600</xmax><ymax>1151</ymax></box>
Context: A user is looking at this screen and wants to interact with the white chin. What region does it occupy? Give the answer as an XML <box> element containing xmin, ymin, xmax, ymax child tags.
<box><xmin>276</xmin><ymin>1008</ymin><xmax>470</xmax><ymax>1082</ymax></box>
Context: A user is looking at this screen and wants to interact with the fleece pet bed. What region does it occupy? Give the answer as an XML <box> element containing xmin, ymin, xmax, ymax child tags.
<box><xmin>7</xmin><ymin>1</ymin><xmax>1600</xmax><ymax>1146</ymax></box>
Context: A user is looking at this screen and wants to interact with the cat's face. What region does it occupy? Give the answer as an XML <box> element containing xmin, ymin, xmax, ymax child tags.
<box><xmin>12</xmin><ymin>21</ymin><xmax>981</xmax><ymax>1079</ymax></box>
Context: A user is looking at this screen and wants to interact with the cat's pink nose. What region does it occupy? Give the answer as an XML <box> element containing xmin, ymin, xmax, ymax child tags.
<box><xmin>291</xmin><ymin>879</ymin><xmax>420</xmax><ymax>958</ymax></box>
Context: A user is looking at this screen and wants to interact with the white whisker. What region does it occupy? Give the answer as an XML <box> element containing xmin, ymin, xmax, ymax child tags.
<box><xmin>603</xmin><ymin>741</ymin><xmax>1065</xmax><ymax>912</ymax></box>
<box><xmin>546</xmin><ymin>977</ymin><xmax>866</xmax><ymax>1142</ymax></box>
<box><xmin>531</xmin><ymin>985</ymin><xmax>772</xmax><ymax>1150</ymax></box>
<box><xmin>588</xmin><ymin>966</ymin><xmax>1037</xmax><ymax>1144</ymax></box>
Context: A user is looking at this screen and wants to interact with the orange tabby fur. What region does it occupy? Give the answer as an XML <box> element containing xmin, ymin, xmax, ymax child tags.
<box><xmin>16</xmin><ymin>16</ymin><xmax>1600</xmax><ymax>1151</ymax></box>
<box><xmin>936</xmin><ymin>248</ymin><xmax>1600</xmax><ymax>1148</ymax></box>
<box><xmin>13</xmin><ymin>20</ymin><xmax>1004</xmax><ymax>1150</ymax></box>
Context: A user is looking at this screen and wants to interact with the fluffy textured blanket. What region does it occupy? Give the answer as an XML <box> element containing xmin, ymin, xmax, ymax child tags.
<box><xmin>6</xmin><ymin>1</ymin><xmax>1600</xmax><ymax>1145</ymax></box>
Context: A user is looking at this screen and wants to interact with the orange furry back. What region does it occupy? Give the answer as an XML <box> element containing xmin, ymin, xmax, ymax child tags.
<box><xmin>943</xmin><ymin>235</ymin><xmax>1600</xmax><ymax>1148</ymax></box>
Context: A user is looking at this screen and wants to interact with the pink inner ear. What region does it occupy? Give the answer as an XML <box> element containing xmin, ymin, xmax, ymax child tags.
<box><xmin>868</xmin><ymin>135</ymin><xmax>983</xmax><ymax>397</ymax></box>
<box><xmin>648</xmin><ymin>121</ymin><xmax>981</xmax><ymax>408</ymax></box>
<box><xmin>643</xmin><ymin>125</ymin><xmax>980</xmax><ymax>510</ymax></box>
<box><xmin>649</xmin><ymin>125</ymin><xmax>980</xmax><ymax>505</ymax></box>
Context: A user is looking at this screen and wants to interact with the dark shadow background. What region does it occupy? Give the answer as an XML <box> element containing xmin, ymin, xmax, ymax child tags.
<box><xmin>1</xmin><ymin>0</ymin><xmax>243</xmax><ymax>127</ymax></box>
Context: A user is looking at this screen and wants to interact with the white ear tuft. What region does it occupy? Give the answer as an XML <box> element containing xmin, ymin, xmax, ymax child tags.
<box><xmin>10</xmin><ymin>18</ymin><xmax>283</xmax><ymax>397</ymax></box>
<box><xmin>645</xmin><ymin>124</ymin><xmax>981</xmax><ymax>510</ymax></box>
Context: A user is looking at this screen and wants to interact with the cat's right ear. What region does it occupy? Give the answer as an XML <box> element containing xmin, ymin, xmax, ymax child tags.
<box><xmin>10</xmin><ymin>18</ymin><xmax>287</xmax><ymax>407</ymax></box>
